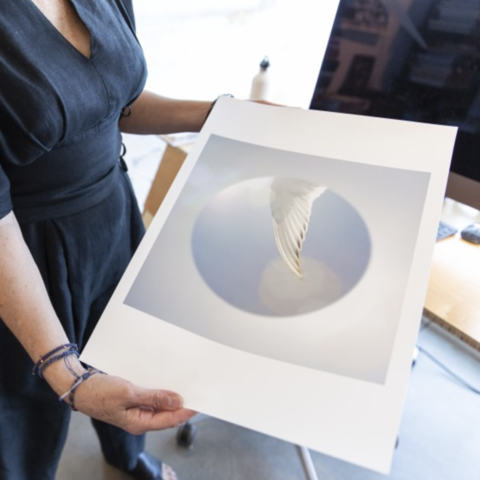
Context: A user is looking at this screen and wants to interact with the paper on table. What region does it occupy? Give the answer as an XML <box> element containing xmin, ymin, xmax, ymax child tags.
<box><xmin>81</xmin><ymin>97</ymin><xmax>457</xmax><ymax>474</ymax></box>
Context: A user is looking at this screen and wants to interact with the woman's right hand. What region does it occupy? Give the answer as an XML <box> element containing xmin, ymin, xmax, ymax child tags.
<box><xmin>69</xmin><ymin>371</ymin><xmax>196</xmax><ymax>435</ymax></box>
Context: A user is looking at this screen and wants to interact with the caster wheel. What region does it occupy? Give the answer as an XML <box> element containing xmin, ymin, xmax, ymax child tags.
<box><xmin>412</xmin><ymin>346</ymin><xmax>419</xmax><ymax>368</ymax></box>
<box><xmin>176</xmin><ymin>422</ymin><xmax>197</xmax><ymax>448</ymax></box>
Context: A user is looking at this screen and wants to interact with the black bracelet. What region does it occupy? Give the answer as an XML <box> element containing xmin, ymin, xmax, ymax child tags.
<box><xmin>205</xmin><ymin>94</ymin><xmax>234</xmax><ymax>122</ymax></box>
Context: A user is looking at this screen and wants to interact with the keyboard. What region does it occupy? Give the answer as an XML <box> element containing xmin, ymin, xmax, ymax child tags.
<box><xmin>436</xmin><ymin>220</ymin><xmax>458</xmax><ymax>242</ymax></box>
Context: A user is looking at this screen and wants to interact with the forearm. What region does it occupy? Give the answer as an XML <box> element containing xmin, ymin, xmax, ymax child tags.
<box><xmin>0</xmin><ymin>212</ymin><xmax>86</xmax><ymax>394</ymax></box>
<box><xmin>0</xmin><ymin>212</ymin><xmax>195</xmax><ymax>431</ymax></box>
<box><xmin>119</xmin><ymin>90</ymin><xmax>212</xmax><ymax>135</ymax></box>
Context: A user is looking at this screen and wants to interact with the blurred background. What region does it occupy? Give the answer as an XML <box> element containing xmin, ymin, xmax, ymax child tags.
<box><xmin>133</xmin><ymin>0</ymin><xmax>338</xmax><ymax>107</ymax></box>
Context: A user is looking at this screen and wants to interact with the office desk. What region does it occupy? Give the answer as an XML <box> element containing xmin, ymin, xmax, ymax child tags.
<box><xmin>423</xmin><ymin>200</ymin><xmax>480</xmax><ymax>352</ymax></box>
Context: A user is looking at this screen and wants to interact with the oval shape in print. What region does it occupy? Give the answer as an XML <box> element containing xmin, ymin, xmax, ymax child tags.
<box><xmin>192</xmin><ymin>177</ymin><xmax>371</xmax><ymax>317</ymax></box>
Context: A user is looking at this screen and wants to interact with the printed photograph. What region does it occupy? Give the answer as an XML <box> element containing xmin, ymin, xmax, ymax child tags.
<box><xmin>125</xmin><ymin>134</ymin><xmax>430</xmax><ymax>383</ymax></box>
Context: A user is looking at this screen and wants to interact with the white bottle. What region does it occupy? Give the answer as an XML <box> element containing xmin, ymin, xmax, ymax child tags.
<box><xmin>249</xmin><ymin>57</ymin><xmax>271</xmax><ymax>101</ymax></box>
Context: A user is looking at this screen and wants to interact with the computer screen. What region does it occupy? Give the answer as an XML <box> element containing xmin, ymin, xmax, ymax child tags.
<box><xmin>309</xmin><ymin>0</ymin><xmax>480</xmax><ymax>210</ymax></box>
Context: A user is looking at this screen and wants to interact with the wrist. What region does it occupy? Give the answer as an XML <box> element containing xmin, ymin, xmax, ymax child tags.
<box><xmin>204</xmin><ymin>94</ymin><xmax>234</xmax><ymax>124</ymax></box>
<box><xmin>42</xmin><ymin>355</ymin><xmax>87</xmax><ymax>396</ymax></box>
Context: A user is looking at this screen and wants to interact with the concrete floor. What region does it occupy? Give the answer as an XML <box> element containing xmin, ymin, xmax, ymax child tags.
<box><xmin>58</xmin><ymin>320</ymin><xmax>480</xmax><ymax>480</ymax></box>
<box><xmin>57</xmin><ymin>2</ymin><xmax>480</xmax><ymax>479</ymax></box>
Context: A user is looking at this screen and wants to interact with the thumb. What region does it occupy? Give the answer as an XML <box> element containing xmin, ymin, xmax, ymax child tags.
<box><xmin>134</xmin><ymin>387</ymin><xmax>184</xmax><ymax>411</ymax></box>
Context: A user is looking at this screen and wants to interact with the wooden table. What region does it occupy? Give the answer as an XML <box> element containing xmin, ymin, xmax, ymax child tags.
<box><xmin>424</xmin><ymin>225</ymin><xmax>480</xmax><ymax>352</ymax></box>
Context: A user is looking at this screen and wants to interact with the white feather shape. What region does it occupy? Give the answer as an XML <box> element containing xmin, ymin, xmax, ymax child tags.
<box><xmin>270</xmin><ymin>178</ymin><xmax>327</xmax><ymax>278</ymax></box>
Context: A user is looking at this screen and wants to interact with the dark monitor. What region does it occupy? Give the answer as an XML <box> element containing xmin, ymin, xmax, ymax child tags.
<box><xmin>310</xmin><ymin>0</ymin><xmax>480</xmax><ymax>211</ymax></box>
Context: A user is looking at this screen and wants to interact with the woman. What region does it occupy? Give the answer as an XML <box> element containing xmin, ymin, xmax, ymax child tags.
<box><xmin>0</xmin><ymin>1</ymin><xmax>212</xmax><ymax>479</ymax></box>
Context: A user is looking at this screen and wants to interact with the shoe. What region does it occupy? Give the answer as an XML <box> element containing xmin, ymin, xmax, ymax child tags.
<box><xmin>128</xmin><ymin>452</ymin><xmax>177</xmax><ymax>480</ymax></box>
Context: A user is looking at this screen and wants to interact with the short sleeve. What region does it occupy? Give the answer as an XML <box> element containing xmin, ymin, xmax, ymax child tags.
<box><xmin>0</xmin><ymin>163</ymin><xmax>13</xmax><ymax>220</ymax></box>
<box><xmin>0</xmin><ymin>70</ymin><xmax>52</xmax><ymax>220</ymax></box>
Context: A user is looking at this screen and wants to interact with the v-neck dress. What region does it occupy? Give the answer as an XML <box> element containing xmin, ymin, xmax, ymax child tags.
<box><xmin>0</xmin><ymin>1</ymin><xmax>149</xmax><ymax>477</ymax></box>
<box><xmin>0</xmin><ymin>0</ymin><xmax>147</xmax><ymax>345</ymax></box>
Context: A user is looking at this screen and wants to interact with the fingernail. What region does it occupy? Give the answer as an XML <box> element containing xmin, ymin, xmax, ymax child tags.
<box><xmin>167</xmin><ymin>394</ymin><xmax>182</xmax><ymax>409</ymax></box>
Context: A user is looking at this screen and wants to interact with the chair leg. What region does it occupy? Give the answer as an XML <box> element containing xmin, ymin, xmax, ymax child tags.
<box><xmin>296</xmin><ymin>445</ymin><xmax>320</xmax><ymax>480</ymax></box>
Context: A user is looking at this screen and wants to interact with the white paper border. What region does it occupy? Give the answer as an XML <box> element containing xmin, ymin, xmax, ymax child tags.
<box><xmin>82</xmin><ymin>98</ymin><xmax>457</xmax><ymax>473</ymax></box>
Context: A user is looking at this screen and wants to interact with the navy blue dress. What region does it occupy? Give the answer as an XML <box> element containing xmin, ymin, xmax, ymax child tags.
<box><xmin>0</xmin><ymin>1</ymin><xmax>149</xmax><ymax>478</ymax></box>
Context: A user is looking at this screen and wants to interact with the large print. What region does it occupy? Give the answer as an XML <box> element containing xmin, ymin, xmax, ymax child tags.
<box><xmin>125</xmin><ymin>134</ymin><xmax>430</xmax><ymax>384</ymax></box>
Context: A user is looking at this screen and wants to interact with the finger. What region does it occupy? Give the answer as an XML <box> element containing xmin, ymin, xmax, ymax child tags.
<box><xmin>126</xmin><ymin>407</ymin><xmax>197</xmax><ymax>434</ymax></box>
<box><xmin>248</xmin><ymin>99</ymin><xmax>286</xmax><ymax>107</ymax></box>
<box><xmin>131</xmin><ymin>387</ymin><xmax>184</xmax><ymax>411</ymax></box>
<box><xmin>153</xmin><ymin>408</ymin><xmax>197</xmax><ymax>429</ymax></box>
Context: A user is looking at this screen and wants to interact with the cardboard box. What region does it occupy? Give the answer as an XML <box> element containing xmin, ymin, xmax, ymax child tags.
<box><xmin>142</xmin><ymin>134</ymin><xmax>195</xmax><ymax>228</ymax></box>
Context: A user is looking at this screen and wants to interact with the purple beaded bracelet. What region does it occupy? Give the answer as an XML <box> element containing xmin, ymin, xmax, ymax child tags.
<box><xmin>32</xmin><ymin>343</ymin><xmax>78</xmax><ymax>378</ymax></box>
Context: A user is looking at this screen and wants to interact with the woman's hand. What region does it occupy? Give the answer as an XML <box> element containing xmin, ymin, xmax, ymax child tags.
<box><xmin>72</xmin><ymin>372</ymin><xmax>197</xmax><ymax>435</ymax></box>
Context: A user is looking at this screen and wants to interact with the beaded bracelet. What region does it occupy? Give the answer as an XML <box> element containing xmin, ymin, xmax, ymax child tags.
<box><xmin>37</xmin><ymin>349</ymin><xmax>80</xmax><ymax>379</ymax></box>
<box><xmin>204</xmin><ymin>94</ymin><xmax>234</xmax><ymax>122</ymax></box>
<box><xmin>33</xmin><ymin>344</ymin><xmax>105</xmax><ymax>411</ymax></box>
<box><xmin>32</xmin><ymin>343</ymin><xmax>78</xmax><ymax>377</ymax></box>
<box><xmin>59</xmin><ymin>367</ymin><xmax>101</xmax><ymax>411</ymax></box>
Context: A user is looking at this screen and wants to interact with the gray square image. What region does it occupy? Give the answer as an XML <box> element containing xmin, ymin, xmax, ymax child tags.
<box><xmin>125</xmin><ymin>134</ymin><xmax>430</xmax><ymax>384</ymax></box>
